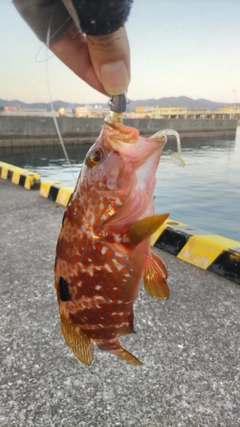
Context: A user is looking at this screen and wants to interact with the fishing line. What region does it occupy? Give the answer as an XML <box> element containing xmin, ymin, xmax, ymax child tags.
<box><xmin>45</xmin><ymin>21</ymin><xmax>76</xmax><ymax>183</ymax></box>
<box><xmin>35</xmin><ymin>16</ymin><xmax>72</xmax><ymax>63</ymax></box>
<box><xmin>35</xmin><ymin>43</ymin><xmax>54</xmax><ymax>63</ymax></box>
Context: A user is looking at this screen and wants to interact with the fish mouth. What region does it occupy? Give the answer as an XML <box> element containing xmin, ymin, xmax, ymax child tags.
<box><xmin>103</xmin><ymin>120</ymin><xmax>165</xmax><ymax>168</ymax></box>
<box><xmin>104</xmin><ymin>119</ymin><xmax>139</xmax><ymax>144</ymax></box>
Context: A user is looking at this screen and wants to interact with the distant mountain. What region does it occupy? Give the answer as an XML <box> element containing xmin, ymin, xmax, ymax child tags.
<box><xmin>128</xmin><ymin>96</ymin><xmax>228</xmax><ymax>110</ymax></box>
<box><xmin>0</xmin><ymin>96</ymin><xmax>232</xmax><ymax>111</ymax></box>
<box><xmin>0</xmin><ymin>99</ymin><xmax>108</xmax><ymax>110</ymax></box>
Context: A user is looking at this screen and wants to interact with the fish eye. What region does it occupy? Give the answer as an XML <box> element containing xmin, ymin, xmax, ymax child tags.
<box><xmin>85</xmin><ymin>149</ymin><xmax>103</xmax><ymax>168</ymax></box>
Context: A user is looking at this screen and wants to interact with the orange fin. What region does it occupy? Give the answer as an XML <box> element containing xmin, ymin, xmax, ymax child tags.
<box><xmin>144</xmin><ymin>250</ymin><xmax>170</xmax><ymax>300</ymax></box>
<box><xmin>110</xmin><ymin>347</ymin><xmax>142</xmax><ymax>365</ymax></box>
<box><xmin>60</xmin><ymin>312</ymin><xmax>94</xmax><ymax>366</ymax></box>
<box><xmin>127</xmin><ymin>213</ymin><xmax>169</xmax><ymax>245</ymax></box>
<box><xmin>97</xmin><ymin>339</ymin><xmax>142</xmax><ymax>365</ymax></box>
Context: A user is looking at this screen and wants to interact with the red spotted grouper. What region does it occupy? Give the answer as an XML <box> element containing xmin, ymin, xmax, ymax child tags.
<box><xmin>54</xmin><ymin>118</ymin><xmax>170</xmax><ymax>366</ymax></box>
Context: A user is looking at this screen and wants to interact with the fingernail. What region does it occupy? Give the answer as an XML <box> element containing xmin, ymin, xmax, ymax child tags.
<box><xmin>100</xmin><ymin>61</ymin><xmax>129</xmax><ymax>95</ymax></box>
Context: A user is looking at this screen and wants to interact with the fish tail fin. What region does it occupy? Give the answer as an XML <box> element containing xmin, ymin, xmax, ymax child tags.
<box><xmin>97</xmin><ymin>339</ymin><xmax>142</xmax><ymax>366</ymax></box>
<box><xmin>60</xmin><ymin>312</ymin><xmax>94</xmax><ymax>366</ymax></box>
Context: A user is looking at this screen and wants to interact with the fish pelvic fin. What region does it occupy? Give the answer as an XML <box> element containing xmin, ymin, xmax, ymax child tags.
<box><xmin>97</xmin><ymin>339</ymin><xmax>142</xmax><ymax>366</ymax></box>
<box><xmin>127</xmin><ymin>213</ymin><xmax>169</xmax><ymax>245</ymax></box>
<box><xmin>60</xmin><ymin>312</ymin><xmax>94</xmax><ymax>366</ymax></box>
<box><xmin>144</xmin><ymin>250</ymin><xmax>170</xmax><ymax>300</ymax></box>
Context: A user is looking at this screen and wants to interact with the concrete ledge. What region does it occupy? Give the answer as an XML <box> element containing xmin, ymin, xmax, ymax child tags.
<box><xmin>40</xmin><ymin>181</ymin><xmax>74</xmax><ymax>207</ymax></box>
<box><xmin>153</xmin><ymin>219</ymin><xmax>240</xmax><ymax>285</ymax></box>
<box><xmin>0</xmin><ymin>161</ymin><xmax>41</xmax><ymax>190</ymax></box>
<box><xmin>0</xmin><ymin>117</ymin><xmax>237</xmax><ymax>144</ymax></box>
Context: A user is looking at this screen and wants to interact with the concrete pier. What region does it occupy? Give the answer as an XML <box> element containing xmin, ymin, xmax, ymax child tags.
<box><xmin>0</xmin><ymin>116</ymin><xmax>238</xmax><ymax>148</ymax></box>
<box><xmin>0</xmin><ymin>180</ymin><xmax>240</xmax><ymax>427</ymax></box>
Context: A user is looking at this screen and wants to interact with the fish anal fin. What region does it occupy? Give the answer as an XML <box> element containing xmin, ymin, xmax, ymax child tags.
<box><xmin>144</xmin><ymin>250</ymin><xmax>170</xmax><ymax>300</ymax></box>
<box><xmin>110</xmin><ymin>348</ymin><xmax>142</xmax><ymax>365</ymax></box>
<box><xmin>97</xmin><ymin>339</ymin><xmax>142</xmax><ymax>365</ymax></box>
<box><xmin>127</xmin><ymin>213</ymin><xmax>169</xmax><ymax>245</ymax></box>
<box><xmin>60</xmin><ymin>313</ymin><xmax>94</xmax><ymax>366</ymax></box>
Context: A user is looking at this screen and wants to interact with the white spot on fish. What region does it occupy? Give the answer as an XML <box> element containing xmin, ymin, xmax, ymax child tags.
<box><xmin>95</xmin><ymin>285</ymin><xmax>101</xmax><ymax>290</ymax></box>
<box><xmin>101</xmin><ymin>246</ymin><xmax>108</xmax><ymax>255</ymax></box>
<box><xmin>112</xmin><ymin>258</ymin><xmax>122</xmax><ymax>269</ymax></box>
<box><xmin>104</xmin><ymin>263</ymin><xmax>112</xmax><ymax>273</ymax></box>
<box><xmin>115</xmin><ymin>197</ymin><xmax>122</xmax><ymax>205</ymax></box>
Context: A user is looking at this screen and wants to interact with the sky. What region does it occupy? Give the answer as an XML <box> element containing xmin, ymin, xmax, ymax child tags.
<box><xmin>1</xmin><ymin>0</ymin><xmax>240</xmax><ymax>105</ymax></box>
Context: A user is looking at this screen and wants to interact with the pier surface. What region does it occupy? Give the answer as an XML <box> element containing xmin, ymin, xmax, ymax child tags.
<box><xmin>0</xmin><ymin>180</ymin><xmax>240</xmax><ymax>427</ymax></box>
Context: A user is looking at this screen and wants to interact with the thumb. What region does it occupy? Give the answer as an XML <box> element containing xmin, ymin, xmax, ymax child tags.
<box><xmin>86</xmin><ymin>27</ymin><xmax>130</xmax><ymax>96</ymax></box>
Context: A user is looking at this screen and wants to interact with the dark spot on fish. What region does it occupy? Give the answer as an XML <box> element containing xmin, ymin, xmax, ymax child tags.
<box><xmin>59</xmin><ymin>276</ymin><xmax>71</xmax><ymax>301</ymax></box>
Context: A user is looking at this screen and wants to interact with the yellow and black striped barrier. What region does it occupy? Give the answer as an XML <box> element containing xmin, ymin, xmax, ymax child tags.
<box><xmin>40</xmin><ymin>181</ymin><xmax>74</xmax><ymax>207</ymax></box>
<box><xmin>152</xmin><ymin>218</ymin><xmax>240</xmax><ymax>285</ymax></box>
<box><xmin>0</xmin><ymin>161</ymin><xmax>41</xmax><ymax>190</ymax></box>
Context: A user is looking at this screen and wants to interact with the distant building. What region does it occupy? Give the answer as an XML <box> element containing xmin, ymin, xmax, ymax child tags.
<box><xmin>75</xmin><ymin>106</ymin><xmax>90</xmax><ymax>117</ymax></box>
<box><xmin>75</xmin><ymin>105</ymin><xmax>109</xmax><ymax>118</ymax></box>
<box><xmin>18</xmin><ymin>108</ymin><xmax>47</xmax><ymax>113</ymax></box>
<box><xmin>219</xmin><ymin>106</ymin><xmax>240</xmax><ymax>112</ymax></box>
<box><xmin>134</xmin><ymin>106</ymin><xmax>145</xmax><ymax>113</ymax></box>
<box><xmin>4</xmin><ymin>106</ymin><xmax>17</xmax><ymax>111</ymax></box>
<box><xmin>58</xmin><ymin>108</ymin><xmax>74</xmax><ymax>117</ymax></box>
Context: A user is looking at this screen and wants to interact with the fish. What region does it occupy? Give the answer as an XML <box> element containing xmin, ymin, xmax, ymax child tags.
<box><xmin>54</xmin><ymin>118</ymin><xmax>170</xmax><ymax>366</ymax></box>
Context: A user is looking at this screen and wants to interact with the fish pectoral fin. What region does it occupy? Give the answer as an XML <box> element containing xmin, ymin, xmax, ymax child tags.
<box><xmin>127</xmin><ymin>213</ymin><xmax>169</xmax><ymax>245</ymax></box>
<box><xmin>60</xmin><ymin>312</ymin><xmax>94</xmax><ymax>366</ymax></box>
<box><xmin>143</xmin><ymin>250</ymin><xmax>170</xmax><ymax>300</ymax></box>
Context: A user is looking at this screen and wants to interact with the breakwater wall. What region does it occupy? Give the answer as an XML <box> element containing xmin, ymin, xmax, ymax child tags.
<box><xmin>0</xmin><ymin>116</ymin><xmax>237</xmax><ymax>147</ymax></box>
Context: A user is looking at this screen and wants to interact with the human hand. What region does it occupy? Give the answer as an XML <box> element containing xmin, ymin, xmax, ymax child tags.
<box><xmin>50</xmin><ymin>23</ymin><xmax>130</xmax><ymax>96</ymax></box>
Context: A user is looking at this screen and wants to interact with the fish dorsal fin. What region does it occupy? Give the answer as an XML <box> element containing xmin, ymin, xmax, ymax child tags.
<box><xmin>127</xmin><ymin>213</ymin><xmax>169</xmax><ymax>245</ymax></box>
<box><xmin>144</xmin><ymin>250</ymin><xmax>170</xmax><ymax>300</ymax></box>
<box><xmin>60</xmin><ymin>312</ymin><xmax>94</xmax><ymax>366</ymax></box>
